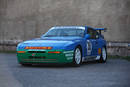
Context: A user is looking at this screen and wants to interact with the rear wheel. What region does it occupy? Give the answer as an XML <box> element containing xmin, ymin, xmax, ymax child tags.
<box><xmin>98</xmin><ymin>47</ymin><xmax>107</xmax><ymax>63</ymax></box>
<box><xmin>73</xmin><ymin>47</ymin><xmax>82</xmax><ymax>66</ymax></box>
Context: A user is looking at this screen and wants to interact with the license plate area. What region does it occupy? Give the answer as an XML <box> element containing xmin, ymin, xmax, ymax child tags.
<box><xmin>29</xmin><ymin>56</ymin><xmax>46</xmax><ymax>59</ymax></box>
<box><xmin>28</xmin><ymin>51</ymin><xmax>46</xmax><ymax>53</ymax></box>
<box><xmin>27</xmin><ymin>50</ymin><xmax>47</xmax><ymax>59</ymax></box>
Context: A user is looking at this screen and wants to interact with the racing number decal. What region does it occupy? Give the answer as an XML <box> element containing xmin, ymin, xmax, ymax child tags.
<box><xmin>86</xmin><ymin>40</ymin><xmax>92</xmax><ymax>55</ymax></box>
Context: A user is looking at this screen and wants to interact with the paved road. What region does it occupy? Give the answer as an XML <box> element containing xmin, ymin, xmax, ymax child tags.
<box><xmin>0</xmin><ymin>53</ymin><xmax>130</xmax><ymax>87</ymax></box>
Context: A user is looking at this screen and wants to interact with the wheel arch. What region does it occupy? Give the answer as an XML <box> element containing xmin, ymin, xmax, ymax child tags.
<box><xmin>103</xmin><ymin>44</ymin><xmax>107</xmax><ymax>49</ymax></box>
<box><xmin>73</xmin><ymin>44</ymin><xmax>83</xmax><ymax>66</ymax></box>
<box><xmin>75</xmin><ymin>44</ymin><xmax>83</xmax><ymax>56</ymax></box>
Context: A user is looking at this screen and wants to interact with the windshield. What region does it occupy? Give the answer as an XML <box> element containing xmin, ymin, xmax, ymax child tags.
<box><xmin>43</xmin><ymin>28</ymin><xmax>85</xmax><ymax>37</ymax></box>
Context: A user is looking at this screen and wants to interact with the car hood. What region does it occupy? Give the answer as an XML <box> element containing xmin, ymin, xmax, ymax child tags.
<box><xmin>19</xmin><ymin>37</ymin><xmax>82</xmax><ymax>50</ymax></box>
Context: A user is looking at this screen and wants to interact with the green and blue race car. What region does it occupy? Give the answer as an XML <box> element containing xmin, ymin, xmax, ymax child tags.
<box><xmin>17</xmin><ymin>26</ymin><xmax>107</xmax><ymax>66</ymax></box>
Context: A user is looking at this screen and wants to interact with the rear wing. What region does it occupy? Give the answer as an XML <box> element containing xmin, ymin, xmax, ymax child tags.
<box><xmin>94</xmin><ymin>28</ymin><xmax>107</xmax><ymax>34</ymax></box>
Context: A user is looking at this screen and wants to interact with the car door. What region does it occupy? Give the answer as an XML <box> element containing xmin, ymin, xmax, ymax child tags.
<box><xmin>86</xmin><ymin>28</ymin><xmax>98</xmax><ymax>56</ymax></box>
<box><xmin>93</xmin><ymin>30</ymin><xmax>100</xmax><ymax>55</ymax></box>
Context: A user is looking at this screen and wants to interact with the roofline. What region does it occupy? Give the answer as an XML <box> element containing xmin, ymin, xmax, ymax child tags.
<box><xmin>51</xmin><ymin>26</ymin><xmax>85</xmax><ymax>30</ymax></box>
<box><xmin>50</xmin><ymin>26</ymin><xmax>107</xmax><ymax>31</ymax></box>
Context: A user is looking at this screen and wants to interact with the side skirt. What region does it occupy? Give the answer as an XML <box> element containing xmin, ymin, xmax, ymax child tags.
<box><xmin>82</xmin><ymin>55</ymin><xmax>100</xmax><ymax>62</ymax></box>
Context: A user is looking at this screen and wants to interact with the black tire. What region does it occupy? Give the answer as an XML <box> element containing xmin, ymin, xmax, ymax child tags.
<box><xmin>98</xmin><ymin>47</ymin><xmax>107</xmax><ymax>63</ymax></box>
<box><xmin>73</xmin><ymin>47</ymin><xmax>82</xmax><ymax>66</ymax></box>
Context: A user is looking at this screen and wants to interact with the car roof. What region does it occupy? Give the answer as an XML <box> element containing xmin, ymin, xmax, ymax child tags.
<box><xmin>50</xmin><ymin>26</ymin><xmax>106</xmax><ymax>32</ymax></box>
<box><xmin>51</xmin><ymin>26</ymin><xmax>85</xmax><ymax>30</ymax></box>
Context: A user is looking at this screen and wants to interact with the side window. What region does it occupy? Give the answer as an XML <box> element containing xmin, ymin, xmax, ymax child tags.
<box><xmin>87</xmin><ymin>28</ymin><xmax>96</xmax><ymax>39</ymax></box>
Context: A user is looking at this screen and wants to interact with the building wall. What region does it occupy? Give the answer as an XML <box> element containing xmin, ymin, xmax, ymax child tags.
<box><xmin>0</xmin><ymin>0</ymin><xmax>130</xmax><ymax>41</ymax></box>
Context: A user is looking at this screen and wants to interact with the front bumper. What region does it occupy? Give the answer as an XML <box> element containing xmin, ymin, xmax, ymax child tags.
<box><xmin>17</xmin><ymin>49</ymin><xmax>74</xmax><ymax>64</ymax></box>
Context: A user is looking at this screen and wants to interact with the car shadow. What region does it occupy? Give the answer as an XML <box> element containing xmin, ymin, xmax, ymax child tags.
<box><xmin>18</xmin><ymin>60</ymin><xmax>102</xmax><ymax>68</ymax></box>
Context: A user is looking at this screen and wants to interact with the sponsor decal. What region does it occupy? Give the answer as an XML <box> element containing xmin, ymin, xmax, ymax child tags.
<box><xmin>63</xmin><ymin>50</ymin><xmax>74</xmax><ymax>60</ymax></box>
<box><xmin>63</xmin><ymin>50</ymin><xmax>74</xmax><ymax>54</ymax></box>
<box><xmin>98</xmin><ymin>48</ymin><xmax>101</xmax><ymax>54</ymax></box>
<box><xmin>67</xmin><ymin>57</ymin><xmax>73</xmax><ymax>60</ymax></box>
<box><xmin>86</xmin><ymin>40</ymin><xmax>92</xmax><ymax>55</ymax></box>
<box><xmin>32</xmin><ymin>53</ymin><xmax>35</xmax><ymax>56</ymax></box>
<box><xmin>65</xmin><ymin>54</ymin><xmax>73</xmax><ymax>57</ymax></box>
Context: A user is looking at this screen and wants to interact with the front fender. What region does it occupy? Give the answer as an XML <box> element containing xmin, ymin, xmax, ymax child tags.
<box><xmin>64</xmin><ymin>40</ymin><xmax>83</xmax><ymax>51</ymax></box>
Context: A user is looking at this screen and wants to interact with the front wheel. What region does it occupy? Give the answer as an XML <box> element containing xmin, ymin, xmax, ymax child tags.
<box><xmin>73</xmin><ymin>47</ymin><xmax>82</xmax><ymax>66</ymax></box>
<box><xmin>98</xmin><ymin>47</ymin><xmax>107</xmax><ymax>63</ymax></box>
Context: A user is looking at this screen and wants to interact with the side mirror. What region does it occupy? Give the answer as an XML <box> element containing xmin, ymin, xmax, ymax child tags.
<box><xmin>85</xmin><ymin>34</ymin><xmax>90</xmax><ymax>39</ymax></box>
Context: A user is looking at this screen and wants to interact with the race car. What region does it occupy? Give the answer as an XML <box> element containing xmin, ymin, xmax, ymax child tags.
<box><xmin>17</xmin><ymin>26</ymin><xmax>107</xmax><ymax>66</ymax></box>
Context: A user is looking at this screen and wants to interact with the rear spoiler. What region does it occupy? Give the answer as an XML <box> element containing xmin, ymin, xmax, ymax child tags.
<box><xmin>94</xmin><ymin>28</ymin><xmax>107</xmax><ymax>34</ymax></box>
